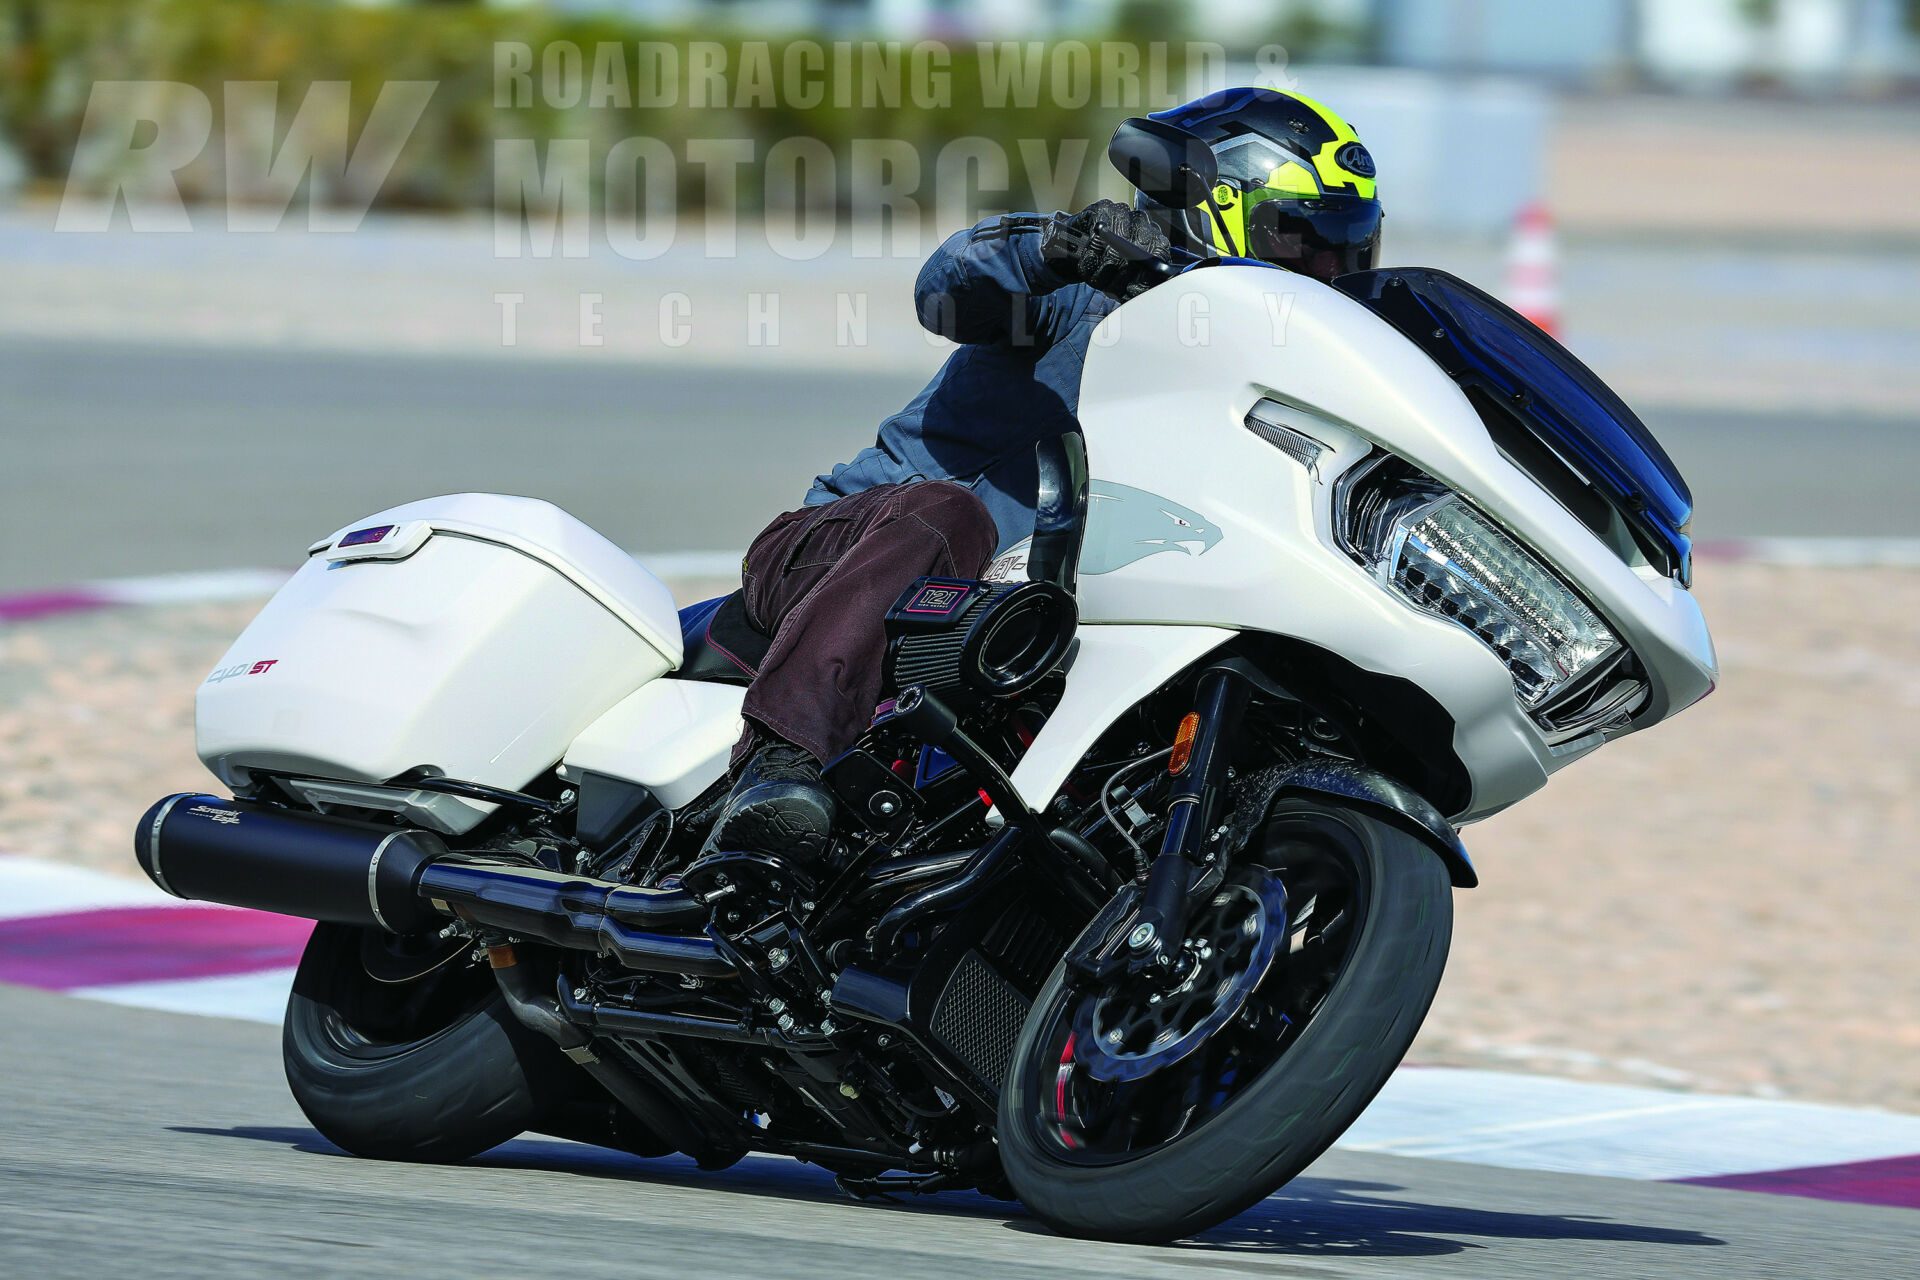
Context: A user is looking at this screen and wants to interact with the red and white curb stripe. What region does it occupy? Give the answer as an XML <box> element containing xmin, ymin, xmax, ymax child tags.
<box><xmin>0</xmin><ymin>569</ymin><xmax>297</xmax><ymax>624</ymax></box>
<box><xmin>2</xmin><ymin>854</ymin><xmax>1916</xmax><ymax>1209</ymax></box>
<box><xmin>1341</xmin><ymin>1069</ymin><xmax>1920</xmax><ymax>1205</ymax></box>
<box><xmin>0</xmin><ymin>856</ymin><xmax>307</xmax><ymax>1022</ymax></box>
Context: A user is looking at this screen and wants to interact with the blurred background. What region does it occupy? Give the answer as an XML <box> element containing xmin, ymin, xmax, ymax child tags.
<box><xmin>1</xmin><ymin>0</ymin><xmax>1916</xmax><ymax>1113</ymax></box>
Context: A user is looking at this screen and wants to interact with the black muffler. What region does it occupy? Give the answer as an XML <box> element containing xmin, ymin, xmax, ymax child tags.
<box><xmin>137</xmin><ymin>793</ymin><xmax>446</xmax><ymax>934</ymax></box>
<box><xmin>135</xmin><ymin>793</ymin><xmax>729</xmax><ymax>975</ymax></box>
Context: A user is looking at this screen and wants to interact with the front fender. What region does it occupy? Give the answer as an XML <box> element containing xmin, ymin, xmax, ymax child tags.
<box><xmin>1231</xmin><ymin>759</ymin><xmax>1477</xmax><ymax>889</ymax></box>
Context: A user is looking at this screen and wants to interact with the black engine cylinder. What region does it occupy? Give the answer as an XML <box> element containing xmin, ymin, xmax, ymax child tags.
<box><xmin>135</xmin><ymin>793</ymin><xmax>446</xmax><ymax>934</ymax></box>
<box><xmin>884</xmin><ymin>577</ymin><xmax>1076</xmax><ymax>702</ymax></box>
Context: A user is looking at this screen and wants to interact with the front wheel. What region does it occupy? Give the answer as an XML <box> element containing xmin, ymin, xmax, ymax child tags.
<box><xmin>997</xmin><ymin>804</ymin><xmax>1453</xmax><ymax>1242</ymax></box>
<box><xmin>283</xmin><ymin>922</ymin><xmax>568</xmax><ymax>1163</ymax></box>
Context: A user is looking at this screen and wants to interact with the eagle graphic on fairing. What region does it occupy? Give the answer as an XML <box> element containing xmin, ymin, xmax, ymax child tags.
<box><xmin>1078</xmin><ymin>481</ymin><xmax>1222</xmax><ymax>575</ymax></box>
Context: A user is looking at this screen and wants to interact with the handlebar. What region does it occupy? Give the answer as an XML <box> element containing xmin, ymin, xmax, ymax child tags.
<box><xmin>1040</xmin><ymin>212</ymin><xmax>1194</xmax><ymax>300</ymax></box>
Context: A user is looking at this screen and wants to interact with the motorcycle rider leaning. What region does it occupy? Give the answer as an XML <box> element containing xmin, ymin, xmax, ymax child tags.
<box><xmin>704</xmin><ymin>87</ymin><xmax>1383</xmax><ymax>864</ymax></box>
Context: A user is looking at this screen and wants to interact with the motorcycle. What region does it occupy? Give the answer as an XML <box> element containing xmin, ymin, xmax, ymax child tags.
<box><xmin>133</xmin><ymin>120</ymin><xmax>1716</xmax><ymax>1242</ymax></box>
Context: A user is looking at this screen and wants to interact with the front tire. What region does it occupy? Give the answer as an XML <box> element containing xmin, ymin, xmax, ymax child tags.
<box><xmin>283</xmin><ymin>923</ymin><xmax>567</xmax><ymax>1163</ymax></box>
<box><xmin>998</xmin><ymin>805</ymin><xmax>1453</xmax><ymax>1242</ymax></box>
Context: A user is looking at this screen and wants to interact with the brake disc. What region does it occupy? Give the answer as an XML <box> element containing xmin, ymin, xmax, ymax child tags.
<box><xmin>1070</xmin><ymin>870</ymin><xmax>1288</xmax><ymax>1083</ymax></box>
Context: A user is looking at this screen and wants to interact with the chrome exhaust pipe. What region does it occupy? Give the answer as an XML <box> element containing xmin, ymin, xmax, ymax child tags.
<box><xmin>135</xmin><ymin>793</ymin><xmax>731</xmax><ymax>977</ymax></box>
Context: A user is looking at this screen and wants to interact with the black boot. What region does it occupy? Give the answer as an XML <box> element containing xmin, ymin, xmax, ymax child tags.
<box><xmin>704</xmin><ymin>739</ymin><xmax>836</xmax><ymax>864</ymax></box>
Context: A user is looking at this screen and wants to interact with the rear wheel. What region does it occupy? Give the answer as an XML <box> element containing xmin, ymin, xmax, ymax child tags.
<box><xmin>997</xmin><ymin>804</ymin><xmax>1452</xmax><ymax>1242</ymax></box>
<box><xmin>283</xmin><ymin>922</ymin><xmax>567</xmax><ymax>1162</ymax></box>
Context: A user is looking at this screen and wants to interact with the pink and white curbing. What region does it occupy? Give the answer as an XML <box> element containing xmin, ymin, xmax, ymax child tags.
<box><xmin>2</xmin><ymin>854</ymin><xmax>1915</xmax><ymax>1208</ymax></box>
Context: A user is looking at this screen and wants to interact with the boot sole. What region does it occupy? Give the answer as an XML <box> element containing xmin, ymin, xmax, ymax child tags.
<box><xmin>710</xmin><ymin>783</ymin><xmax>835</xmax><ymax>862</ymax></box>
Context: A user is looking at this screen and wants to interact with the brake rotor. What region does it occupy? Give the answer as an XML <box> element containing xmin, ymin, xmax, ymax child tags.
<box><xmin>1069</xmin><ymin>870</ymin><xmax>1288</xmax><ymax>1083</ymax></box>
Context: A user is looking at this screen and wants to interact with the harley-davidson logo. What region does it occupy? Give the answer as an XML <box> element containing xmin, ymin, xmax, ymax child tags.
<box><xmin>188</xmin><ymin>805</ymin><xmax>240</xmax><ymax>825</ymax></box>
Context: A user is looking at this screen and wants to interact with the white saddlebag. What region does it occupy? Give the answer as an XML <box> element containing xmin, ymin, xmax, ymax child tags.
<box><xmin>196</xmin><ymin>494</ymin><xmax>684</xmax><ymax>833</ymax></box>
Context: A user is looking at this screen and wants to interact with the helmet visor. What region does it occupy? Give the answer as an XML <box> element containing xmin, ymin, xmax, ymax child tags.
<box><xmin>1211</xmin><ymin>133</ymin><xmax>1317</xmax><ymax>192</ymax></box>
<box><xmin>1246</xmin><ymin>193</ymin><xmax>1382</xmax><ymax>282</ymax></box>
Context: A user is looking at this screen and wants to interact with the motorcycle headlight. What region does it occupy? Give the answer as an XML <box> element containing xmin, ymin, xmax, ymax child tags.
<box><xmin>1342</xmin><ymin>463</ymin><xmax>1622</xmax><ymax>708</ymax></box>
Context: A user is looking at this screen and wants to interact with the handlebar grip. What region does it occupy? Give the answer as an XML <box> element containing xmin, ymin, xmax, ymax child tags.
<box><xmin>1041</xmin><ymin>211</ymin><xmax>1181</xmax><ymax>299</ymax></box>
<box><xmin>1038</xmin><ymin>212</ymin><xmax>1087</xmax><ymax>267</ymax></box>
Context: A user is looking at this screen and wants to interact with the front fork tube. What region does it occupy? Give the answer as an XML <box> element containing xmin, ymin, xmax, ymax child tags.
<box><xmin>1130</xmin><ymin>667</ymin><xmax>1250</xmax><ymax>970</ymax></box>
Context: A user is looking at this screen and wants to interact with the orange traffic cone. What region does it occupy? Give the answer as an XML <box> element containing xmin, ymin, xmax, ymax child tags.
<box><xmin>1506</xmin><ymin>200</ymin><xmax>1561</xmax><ymax>339</ymax></box>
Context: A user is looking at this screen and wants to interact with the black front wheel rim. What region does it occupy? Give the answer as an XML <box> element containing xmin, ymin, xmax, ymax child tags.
<box><xmin>1020</xmin><ymin>829</ymin><xmax>1368</xmax><ymax>1167</ymax></box>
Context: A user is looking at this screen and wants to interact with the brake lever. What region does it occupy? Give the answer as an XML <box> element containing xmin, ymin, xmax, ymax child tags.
<box><xmin>1092</xmin><ymin>228</ymin><xmax>1182</xmax><ymax>299</ymax></box>
<box><xmin>1096</xmin><ymin>227</ymin><xmax>1163</xmax><ymax>263</ymax></box>
<box><xmin>1118</xmin><ymin>259</ymin><xmax>1182</xmax><ymax>300</ymax></box>
<box><xmin>1040</xmin><ymin>213</ymin><xmax>1182</xmax><ymax>301</ymax></box>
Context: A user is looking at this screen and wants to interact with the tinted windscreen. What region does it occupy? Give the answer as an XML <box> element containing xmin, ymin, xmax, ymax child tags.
<box><xmin>1336</xmin><ymin>267</ymin><xmax>1692</xmax><ymax>582</ymax></box>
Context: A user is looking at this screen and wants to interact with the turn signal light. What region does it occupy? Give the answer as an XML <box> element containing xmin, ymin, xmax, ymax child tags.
<box><xmin>1169</xmin><ymin>713</ymin><xmax>1200</xmax><ymax>775</ymax></box>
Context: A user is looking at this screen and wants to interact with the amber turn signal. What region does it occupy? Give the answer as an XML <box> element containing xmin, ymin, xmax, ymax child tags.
<box><xmin>1169</xmin><ymin>712</ymin><xmax>1200</xmax><ymax>775</ymax></box>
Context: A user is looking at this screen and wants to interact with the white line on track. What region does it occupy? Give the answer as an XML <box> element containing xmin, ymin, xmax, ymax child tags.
<box><xmin>87</xmin><ymin>568</ymin><xmax>301</xmax><ymax>606</ymax></box>
<box><xmin>0</xmin><ymin>854</ymin><xmax>176</xmax><ymax>920</ymax></box>
<box><xmin>1343</xmin><ymin>1067</ymin><xmax>1920</xmax><ymax>1180</ymax></box>
<box><xmin>68</xmin><ymin>968</ymin><xmax>299</xmax><ymax>1024</ymax></box>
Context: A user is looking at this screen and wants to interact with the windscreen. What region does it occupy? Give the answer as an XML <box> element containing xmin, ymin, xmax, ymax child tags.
<box><xmin>1336</xmin><ymin>267</ymin><xmax>1693</xmax><ymax>584</ymax></box>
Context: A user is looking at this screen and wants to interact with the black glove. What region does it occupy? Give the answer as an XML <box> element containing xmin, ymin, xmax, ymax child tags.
<box><xmin>1041</xmin><ymin>199</ymin><xmax>1173</xmax><ymax>297</ymax></box>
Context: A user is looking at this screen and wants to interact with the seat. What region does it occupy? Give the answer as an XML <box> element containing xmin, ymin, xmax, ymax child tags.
<box><xmin>672</xmin><ymin>590</ymin><xmax>773</xmax><ymax>686</ymax></box>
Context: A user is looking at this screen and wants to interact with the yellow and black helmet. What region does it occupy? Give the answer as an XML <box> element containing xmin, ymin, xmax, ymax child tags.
<box><xmin>1135</xmin><ymin>88</ymin><xmax>1382</xmax><ymax>283</ymax></box>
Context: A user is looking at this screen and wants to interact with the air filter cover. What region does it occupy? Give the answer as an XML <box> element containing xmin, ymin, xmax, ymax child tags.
<box><xmin>884</xmin><ymin>577</ymin><xmax>1077</xmax><ymax>701</ymax></box>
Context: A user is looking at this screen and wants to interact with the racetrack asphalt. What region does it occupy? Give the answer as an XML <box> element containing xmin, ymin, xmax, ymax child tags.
<box><xmin>3</xmin><ymin>983</ymin><xmax>1914</xmax><ymax>1279</ymax></box>
<box><xmin>5</xmin><ymin>338</ymin><xmax>1919</xmax><ymax>594</ymax></box>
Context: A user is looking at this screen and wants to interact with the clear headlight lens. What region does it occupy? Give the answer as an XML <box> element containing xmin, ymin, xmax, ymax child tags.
<box><xmin>1350</xmin><ymin>480</ymin><xmax>1621</xmax><ymax>708</ymax></box>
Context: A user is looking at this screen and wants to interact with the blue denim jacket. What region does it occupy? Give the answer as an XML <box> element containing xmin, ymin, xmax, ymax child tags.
<box><xmin>804</xmin><ymin>213</ymin><xmax>1114</xmax><ymax>555</ymax></box>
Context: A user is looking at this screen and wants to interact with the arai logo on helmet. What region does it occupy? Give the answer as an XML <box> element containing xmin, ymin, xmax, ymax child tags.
<box><xmin>204</xmin><ymin>658</ymin><xmax>280</xmax><ymax>685</ymax></box>
<box><xmin>1336</xmin><ymin>142</ymin><xmax>1375</xmax><ymax>178</ymax></box>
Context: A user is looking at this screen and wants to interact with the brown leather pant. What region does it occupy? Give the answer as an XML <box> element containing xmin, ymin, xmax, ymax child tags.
<box><xmin>736</xmin><ymin>481</ymin><xmax>999</xmax><ymax>766</ymax></box>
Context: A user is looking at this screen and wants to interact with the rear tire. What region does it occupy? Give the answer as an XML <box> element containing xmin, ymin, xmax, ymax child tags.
<box><xmin>283</xmin><ymin>923</ymin><xmax>568</xmax><ymax>1163</ymax></box>
<box><xmin>998</xmin><ymin>805</ymin><xmax>1452</xmax><ymax>1242</ymax></box>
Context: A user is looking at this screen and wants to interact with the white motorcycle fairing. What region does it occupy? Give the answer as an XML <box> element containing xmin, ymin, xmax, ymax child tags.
<box><xmin>1005</xmin><ymin>624</ymin><xmax>1237</xmax><ymax>816</ymax></box>
<box><xmin>560</xmin><ymin>679</ymin><xmax>746</xmax><ymax>810</ymax></box>
<box><xmin>1008</xmin><ymin>266</ymin><xmax>1718</xmax><ymax>823</ymax></box>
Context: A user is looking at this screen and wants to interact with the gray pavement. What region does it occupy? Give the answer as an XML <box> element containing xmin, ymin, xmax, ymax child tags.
<box><xmin>0</xmin><ymin>339</ymin><xmax>913</xmax><ymax>593</ymax></box>
<box><xmin>2</xmin><ymin>982</ymin><xmax>1915</xmax><ymax>1279</ymax></box>
<box><xmin>4</xmin><ymin>339</ymin><xmax>1916</xmax><ymax>595</ymax></box>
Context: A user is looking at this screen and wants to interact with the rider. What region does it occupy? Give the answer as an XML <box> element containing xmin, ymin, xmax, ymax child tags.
<box><xmin>704</xmin><ymin>87</ymin><xmax>1384</xmax><ymax>863</ymax></box>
